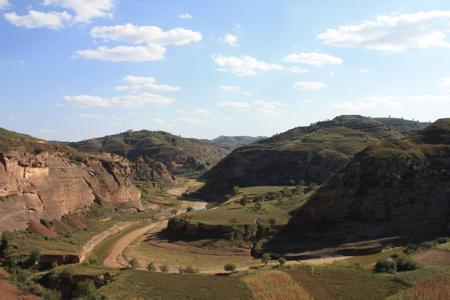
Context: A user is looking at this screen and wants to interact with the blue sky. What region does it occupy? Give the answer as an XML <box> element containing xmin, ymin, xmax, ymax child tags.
<box><xmin>1</xmin><ymin>0</ymin><xmax>450</xmax><ymax>141</ymax></box>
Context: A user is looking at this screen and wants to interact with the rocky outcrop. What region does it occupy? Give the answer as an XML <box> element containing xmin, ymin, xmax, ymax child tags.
<box><xmin>264</xmin><ymin>119</ymin><xmax>450</xmax><ymax>257</ymax></box>
<box><xmin>0</xmin><ymin>149</ymin><xmax>141</xmax><ymax>232</ymax></box>
<box><xmin>197</xmin><ymin>115</ymin><xmax>404</xmax><ymax>201</ymax></box>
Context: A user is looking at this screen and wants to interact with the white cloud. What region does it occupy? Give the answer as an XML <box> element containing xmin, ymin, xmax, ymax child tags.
<box><xmin>65</xmin><ymin>93</ymin><xmax>173</xmax><ymax>108</ymax></box>
<box><xmin>64</xmin><ymin>95</ymin><xmax>110</xmax><ymax>107</ymax></box>
<box><xmin>219</xmin><ymin>100</ymin><xmax>284</xmax><ymax>117</ymax></box>
<box><xmin>192</xmin><ymin>108</ymin><xmax>209</xmax><ymax>115</ymax></box>
<box><xmin>43</xmin><ymin>0</ymin><xmax>114</xmax><ymax>23</ymax></box>
<box><xmin>326</xmin><ymin>71</ymin><xmax>335</xmax><ymax>76</ymax></box>
<box><xmin>4</xmin><ymin>10</ymin><xmax>71</xmax><ymax>30</ymax></box>
<box><xmin>318</xmin><ymin>10</ymin><xmax>450</xmax><ymax>53</ymax></box>
<box><xmin>284</xmin><ymin>52</ymin><xmax>343</xmax><ymax>66</ymax></box>
<box><xmin>438</xmin><ymin>77</ymin><xmax>450</xmax><ymax>88</ymax></box>
<box><xmin>290</xmin><ymin>66</ymin><xmax>309</xmax><ymax>74</ymax></box>
<box><xmin>78</xmin><ymin>24</ymin><xmax>202</xmax><ymax>62</ymax></box>
<box><xmin>358</xmin><ymin>68</ymin><xmax>371</xmax><ymax>73</ymax></box>
<box><xmin>90</xmin><ymin>23</ymin><xmax>202</xmax><ymax>45</ymax></box>
<box><xmin>218</xmin><ymin>85</ymin><xmax>252</xmax><ymax>95</ymax></box>
<box><xmin>77</xmin><ymin>45</ymin><xmax>166</xmax><ymax>62</ymax></box>
<box><xmin>294</xmin><ymin>81</ymin><xmax>327</xmax><ymax>90</ymax></box>
<box><xmin>39</xmin><ymin>128</ymin><xmax>58</xmax><ymax>135</ymax></box>
<box><xmin>177</xmin><ymin>117</ymin><xmax>206</xmax><ymax>125</ymax></box>
<box><xmin>79</xmin><ymin>113</ymin><xmax>106</xmax><ymax>119</ymax></box>
<box><xmin>178</xmin><ymin>13</ymin><xmax>192</xmax><ymax>19</ymax></box>
<box><xmin>0</xmin><ymin>0</ymin><xmax>9</xmax><ymax>9</ymax></box>
<box><xmin>116</xmin><ymin>75</ymin><xmax>180</xmax><ymax>92</ymax></box>
<box><xmin>212</xmin><ymin>54</ymin><xmax>282</xmax><ymax>76</ymax></box>
<box><xmin>330</xmin><ymin>94</ymin><xmax>450</xmax><ymax>112</ymax></box>
<box><xmin>219</xmin><ymin>34</ymin><xmax>238</xmax><ymax>47</ymax></box>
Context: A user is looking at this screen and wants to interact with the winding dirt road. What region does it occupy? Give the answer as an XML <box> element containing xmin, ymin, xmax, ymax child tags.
<box><xmin>102</xmin><ymin>221</ymin><xmax>167</xmax><ymax>268</ymax></box>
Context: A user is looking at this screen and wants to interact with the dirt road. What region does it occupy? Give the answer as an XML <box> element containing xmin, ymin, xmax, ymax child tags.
<box><xmin>103</xmin><ymin>221</ymin><xmax>167</xmax><ymax>268</ymax></box>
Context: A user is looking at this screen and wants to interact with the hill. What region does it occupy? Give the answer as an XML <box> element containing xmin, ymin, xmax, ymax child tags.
<box><xmin>69</xmin><ymin>130</ymin><xmax>229</xmax><ymax>180</ymax></box>
<box><xmin>264</xmin><ymin>118</ymin><xmax>450</xmax><ymax>258</ymax></box>
<box><xmin>0</xmin><ymin>128</ymin><xmax>141</xmax><ymax>232</ymax></box>
<box><xmin>374</xmin><ymin>117</ymin><xmax>429</xmax><ymax>134</ymax></box>
<box><xmin>211</xmin><ymin>136</ymin><xmax>267</xmax><ymax>150</ymax></box>
<box><xmin>196</xmin><ymin>115</ymin><xmax>404</xmax><ymax>200</ymax></box>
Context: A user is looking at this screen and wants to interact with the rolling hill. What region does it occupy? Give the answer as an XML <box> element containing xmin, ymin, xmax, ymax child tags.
<box><xmin>69</xmin><ymin>130</ymin><xmax>229</xmax><ymax>180</ymax></box>
<box><xmin>264</xmin><ymin>118</ymin><xmax>450</xmax><ymax>258</ymax></box>
<box><xmin>196</xmin><ymin>115</ymin><xmax>405</xmax><ymax>200</ymax></box>
<box><xmin>211</xmin><ymin>135</ymin><xmax>267</xmax><ymax>150</ymax></box>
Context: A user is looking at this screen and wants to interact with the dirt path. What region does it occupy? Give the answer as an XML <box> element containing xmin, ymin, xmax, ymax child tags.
<box><xmin>79</xmin><ymin>221</ymin><xmax>136</xmax><ymax>263</ymax></box>
<box><xmin>103</xmin><ymin>221</ymin><xmax>166</xmax><ymax>268</ymax></box>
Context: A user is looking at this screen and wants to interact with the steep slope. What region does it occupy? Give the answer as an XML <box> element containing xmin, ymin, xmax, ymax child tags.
<box><xmin>197</xmin><ymin>115</ymin><xmax>404</xmax><ymax>200</ymax></box>
<box><xmin>374</xmin><ymin>117</ymin><xmax>429</xmax><ymax>134</ymax></box>
<box><xmin>211</xmin><ymin>136</ymin><xmax>267</xmax><ymax>150</ymax></box>
<box><xmin>70</xmin><ymin>130</ymin><xmax>229</xmax><ymax>180</ymax></box>
<box><xmin>0</xmin><ymin>128</ymin><xmax>141</xmax><ymax>232</ymax></box>
<box><xmin>265</xmin><ymin>119</ymin><xmax>450</xmax><ymax>257</ymax></box>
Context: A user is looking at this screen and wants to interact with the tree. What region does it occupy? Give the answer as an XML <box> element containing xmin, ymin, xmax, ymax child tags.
<box><xmin>72</xmin><ymin>279</ymin><xmax>98</xmax><ymax>299</ymax></box>
<box><xmin>261</xmin><ymin>253</ymin><xmax>271</xmax><ymax>265</ymax></box>
<box><xmin>240</xmin><ymin>196</ymin><xmax>248</xmax><ymax>207</ymax></box>
<box><xmin>268</xmin><ymin>218</ymin><xmax>277</xmax><ymax>227</ymax></box>
<box><xmin>224</xmin><ymin>263</ymin><xmax>236</xmax><ymax>273</ymax></box>
<box><xmin>288</xmin><ymin>179</ymin><xmax>295</xmax><ymax>186</ymax></box>
<box><xmin>278</xmin><ymin>257</ymin><xmax>287</xmax><ymax>267</ymax></box>
<box><xmin>233</xmin><ymin>186</ymin><xmax>240</xmax><ymax>194</ymax></box>
<box><xmin>159</xmin><ymin>264</ymin><xmax>169</xmax><ymax>273</ymax></box>
<box><xmin>374</xmin><ymin>258</ymin><xmax>396</xmax><ymax>273</ymax></box>
<box><xmin>129</xmin><ymin>258</ymin><xmax>139</xmax><ymax>269</ymax></box>
<box><xmin>147</xmin><ymin>262</ymin><xmax>156</xmax><ymax>272</ymax></box>
<box><xmin>26</xmin><ymin>249</ymin><xmax>41</xmax><ymax>269</ymax></box>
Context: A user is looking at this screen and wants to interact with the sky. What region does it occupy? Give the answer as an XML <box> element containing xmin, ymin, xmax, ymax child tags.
<box><xmin>1</xmin><ymin>0</ymin><xmax>450</xmax><ymax>141</ymax></box>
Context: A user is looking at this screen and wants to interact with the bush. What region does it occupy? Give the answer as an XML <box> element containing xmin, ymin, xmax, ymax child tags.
<box><xmin>179</xmin><ymin>265</ymin><xmax>198</xmax><ymax>274</ymax></box>
<box><xmin>261</xmin><ymin>253</ymin><xmax>271</xmax><ymax>265</ymax></box>
<box><xmin>394</xmin><ymin>255</ymin><xmax>418</xmax><ymax>272</ymax></box>
<box><xmin>404</xmin><ymin>244</ymin><xmax>420</xmax><ymax>255</ymax></box>
<box><xmin>159</xmin><ymin>264</ymin><xmax>169</xmax><ymax>273</ymax></box>
<box><xmin>374</xmin><ymin>258</ymin><xmax>396</xmax><ymax>273</ymax></box>
<box><xmin>420</xmin><ymin>241</ymin><xmax>434</xmax><ymax>249</ymax></box>
<box><xmin>72</xmin><ymin>280</ymin><xmax>98</xmax><ymax>299</ymax></box>
<box><xmin>437</xmin><ymin>237</ymin><xmax>448</xmax><ymax>244</ymax></box>
<box><xmin>129</xmin><ymin>258</ymin><xmax>139</xmax><ymax>269</ymax></box>
<box><xmin>268</xmin><ymin>218</ymin><xmax>277</xmax><ymax>227</ymax></box>
<box><xmin>224</xmin><ymin>263</ymin><xmax>236</xmax><ymax>273</ymax></box>
<box><xmin>240</xmin><ymin>196</ymin><xmax>248</xmax><ymax>207</ymax></box>
<box><xmin>147</xmin><ymin>262</ymin><xmax>156</xmax><ymax>272</ymax></box>
<box><xmin>278</xmin><ymin>257</ymin><xmax>287</xmax><ymax>267</ymax></box>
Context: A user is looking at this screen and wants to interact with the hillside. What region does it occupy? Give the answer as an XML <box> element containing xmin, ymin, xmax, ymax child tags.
<box><xmin>211</xmin><ymin>136</ymin><xmax>266</xmax><ymax>150</ymax></box>
<box><xmin>196</xmin><ymin>115</ymin><xmax>404</xmax><ymax>200</ymax></box>
<box><xmin>0</xmin><ymin>128</ymin><xmax>141</xmax><ymax>232</ymax></box>
<box><xmin>264</xmin><ymin>118</ymin><xmax>450</xmax><ymax>258</ymax></box>
<box><xmin>69</xmin><ymin>130</ymin><xmax>229</xmax><ymax>180</ymax></box>
<box><xmin>374</xmin><ymin>117</ymin><xmax>429</xmax><ymax>134</ymax></box>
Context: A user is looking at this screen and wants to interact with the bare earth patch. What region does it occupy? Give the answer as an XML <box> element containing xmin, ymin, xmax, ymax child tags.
<box><xmin>413</xmin><ymin>249</ymin><xmax>450</xmax><ymax>267</ymax></box>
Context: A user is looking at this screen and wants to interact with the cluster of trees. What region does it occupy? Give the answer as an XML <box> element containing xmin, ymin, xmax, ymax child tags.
<box><xmin>374</xmin><ymin>254</ymin><xmax>418</xmax><ymax>273</ymax></box>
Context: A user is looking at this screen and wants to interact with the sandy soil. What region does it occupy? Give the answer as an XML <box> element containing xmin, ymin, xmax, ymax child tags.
<box><xmin>79</xmin><ymin>221</ymin><xmax>136</xmax><ymax>263</ymax></box>
<box><xmin>0</xmin><ymin>280</ymin><xmax>39</xmax><ymax>300</ymax></box>
<box><xmin>103</xmin><ymin>222</ymin><xmax>165</xmax><ymax>268</ymax></box>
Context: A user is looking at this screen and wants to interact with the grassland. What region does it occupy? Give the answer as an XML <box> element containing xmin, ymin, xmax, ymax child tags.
<box><xmin>336</xmin><ymin>248</ymin><xmax>405</xmax><ymax>269</ymax></box>
<box><xmin>98</xmin><ymin>270</ymin><xmax>253</xmax><ymax>300</ymax></box>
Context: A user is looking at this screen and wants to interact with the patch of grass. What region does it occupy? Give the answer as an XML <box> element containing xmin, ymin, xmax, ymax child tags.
<box><xmin>387</xmin><ymin>275</ymin><xmax>450</xmax><ymax>300</ymax></box>
<box><xmin>337</xmin><ymin>248</ymin><xmax>405</xmax><ymax>269</ymax></box>
<box><xmin>134</xmin><ymin>180</ymin><xmax>180</xmax><ymax>207</ymax></box>
<box><xmin>243</xmin><ymin>270</ymin><xmax>312</xmax><ymax>300</ymax></box>
<box><xmin>98</xmin><ymin>270</ymin><xmax>252</xmax><ymax>299</ymax></box>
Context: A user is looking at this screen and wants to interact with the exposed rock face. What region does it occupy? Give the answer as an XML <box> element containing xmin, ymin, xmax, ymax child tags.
<box><xmin>0</xmin><ymin>149</ymin><xmax>141</xmax><ymax>232</ymax></box>
<box><xmin>265</xmin><ymin>119</ymin><xmax>450</xmax><ymax>257</ymax></box>
<box><xmin>198</xmin><ymin>115</ymin><xmax>404</xmax><ymax>200</ymax></box>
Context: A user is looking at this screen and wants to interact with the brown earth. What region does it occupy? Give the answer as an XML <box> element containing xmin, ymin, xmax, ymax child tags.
<box><xmin>413</xmin><ymin>249</ymin><xmax>450</xmax><ymax>267</ymax></box>
<box><xmin>0</xmin><ymin>280</ymin><xmax>40</xmax><ymax>300</ymax></box>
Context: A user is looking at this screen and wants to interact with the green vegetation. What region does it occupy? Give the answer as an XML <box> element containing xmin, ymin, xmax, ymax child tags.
<box><xmin>224</xmin><ymin>263</ymin><xmax>236</xmax><ymax>273</ymax></box>
<box><xmin>98</xmin><ymin>270</ymin><xmax>252</xmax><ymax>299</ymax></box>
<box><xmin>261</xmin><ymin>253</ymin><xmax>271</xmax><ymax>265</ymax></box>
<box><xmin>278</xmin><ymin>257</ymin><xmax>287</xmax><ymax>267</ymax></box>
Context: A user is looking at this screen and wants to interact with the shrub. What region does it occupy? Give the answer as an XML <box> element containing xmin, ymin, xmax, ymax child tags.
<box><xmin>72</xmin><ymin>279</ymin><xmax>98</xmax><ymax>299</ymax></box>
<box><xmin>179</xmin><ymin>265</ymin><xmax>198</xmax><ymax>274</ymax></box>
<box><xmin>25</xmin><ymin>249</ymin><xmax>41</xmax><ymax>269</ymax></box>
<box><xmin>394</xmin><ymin>255</ymin><xmax>418</xmax><ymax>272</ymax></box>
<box><xmin>159</xmin><ymin>264</ymin><xmax>169</xmax><ymax>273</ymax></box>
<box><xmin>186</xmin><ymin>207</ymin><xmax>194</xmax><ymax>212</ymax></box>
<box><xmin>240</xmin><ymin>196</ymin><xmax>248</xmax><ymax>206</ymax></box>
<box><xmin>437</xmin><ymin>237</ymin><xmax>448</xmax><ymax>244</ymax></box>
<box><xmin>278</xmin><ymin>257</ymin><xmax>287</xmax><ymax>267</ymax></box>
<box><xmin>129</xmin><ymin>258</ymin><xmax>139</xmax><ymax>269</ymax></box>
<box><xmin>268</xmin><ymin>218</ymin><xmax>277</xmax><ymax>227</ymax></box>
<box><xmin>147</xmin><ymin>262</ymin><xmax>156</xmax><ymax>272</ymax></box>
<box><xmin>404</xmin><ymin>244</ymin><xmax>420</xmax><ymax>255</ymax></box>
<box><xmin>374</xmin><ymin>258</ymin><xmax>396</xmax><ymax>273</ymax></box>
<box><xmin>261</xmin><ymin>253</ymin><xmax>271</xmax><ymax>265</ymax></box>
<box><xmin>255</xmin><ymin>201</ymin><xmax>262</xmax><ymax>211</ymax></box>
<box><xmin>224</xmin><ymin>263</ymin><xmax>236</xmax><ymax>273</ymax></box>
<box><xmin>42</xmin><ymin>289</ymin><xmax>62</xmax><ymax>300</ymax></box>
<box><xmin>420</xmin><ymin>241</ymin><xmax>434</xmax><ymax>249</ymax></box>
<box><xmin>233</xmin><ymin>186</ymin><xmax>240</xmax><ymax>194</ymax></box>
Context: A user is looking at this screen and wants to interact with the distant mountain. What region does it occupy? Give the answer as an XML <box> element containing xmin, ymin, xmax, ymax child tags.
<box><xmin>374</xmin><ymin>117</ymin><xmax>429</xmax><ymax>134</ymax></box>
<box><xmin>0</xmin><ymin>128</ymin><xmax>141</xmax><ymax>232</ymax></box>
<box><xmin>69</xmin><ymin>130</ymin><xmax>229</xmax><ymax>180</ymax></box>
<box><xmin>265</xmin><ymin>118</ymin><xmax>450</xmax><ymax>258</ymax></box>
<box><xmin>211</xmin><ymin>135</ymin><xmax>267</xmax><ymax>150</ymax></box>
<box><xmin>195</xmin><ymin>115</ymin><xmax>405</xmax><ymax>200</ymax></box>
